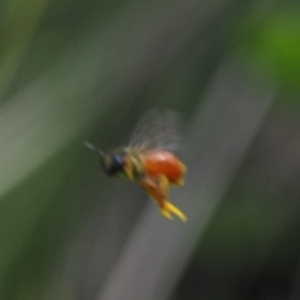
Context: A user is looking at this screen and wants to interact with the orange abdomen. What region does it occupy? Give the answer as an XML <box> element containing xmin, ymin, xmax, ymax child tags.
<box><xmin>142</xmin><ymin>151</ymin><xmax>186</xmax><ymax>184</ymax></box>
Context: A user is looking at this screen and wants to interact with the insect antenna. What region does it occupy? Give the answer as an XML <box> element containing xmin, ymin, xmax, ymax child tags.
<box><xmin>83</xmin><ymin>141</ymin><xmax>105</xmax><ymax>157</ymax></box>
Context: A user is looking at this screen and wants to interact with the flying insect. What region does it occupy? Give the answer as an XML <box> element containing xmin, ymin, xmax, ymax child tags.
<box><xmin>84</xmin><ymin>110</ymin><xmax>187</xmax><ymax>221</ymax></box>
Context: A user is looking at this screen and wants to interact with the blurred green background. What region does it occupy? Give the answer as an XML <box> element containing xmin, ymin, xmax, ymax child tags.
<box><xmin>0</xmin><ymin>0</ymin><xmax>300</xmax><ymax>299</ymax></box>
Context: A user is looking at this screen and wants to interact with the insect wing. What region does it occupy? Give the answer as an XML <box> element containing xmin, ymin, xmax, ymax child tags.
<box><xmin>129</xmin><ymin>109</ymin><xmax>180</xmax><ymax>152</ymax></box>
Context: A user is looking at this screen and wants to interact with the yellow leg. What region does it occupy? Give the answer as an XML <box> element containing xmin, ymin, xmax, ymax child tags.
<box><xmin>140</xmin><ymin>175</ymin><xmax>187</xmax><ymax>222</ymax></box>
<box><xmin>179</xmin><ymin>162</ymin><xmax>187</xmax><ymax>173</ymax></box>
<box><xmin>158</xmin><ymin>175</ymin><xmax>169</xmax><ymax>196</ymax></box>
<box><xmin>160</xmin><ymin>206</ymin><xmax>173</xmax><ymax>220</ymax></box>
<box><xmin>158</xmin><ymin>175</ymin><xmax>187</xmax><ymax>222</ymax></box>
<box><xmin>160</xmin><ymin>201</ymin><xmax>187</xmax><ymax>222</ymax></box>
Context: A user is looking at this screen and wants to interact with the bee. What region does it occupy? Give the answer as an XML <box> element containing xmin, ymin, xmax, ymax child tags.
<box><xmin>84</xmin><ymin>110</ymin><xmax>187</xmax><ymax>221</ymax></box>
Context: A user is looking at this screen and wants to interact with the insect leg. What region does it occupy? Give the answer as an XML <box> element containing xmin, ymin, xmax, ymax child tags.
<box><xmin>139</xmin><ymin>176</ymin><xmax>173</xmax><ymax>219</ymax></box>
<box><xmin>162</xmin><ymin>201</ymin><xmax>187</xmax><ymax>222</ymax></box>
<box><xmin>158</xmin><ymin>175</ymin><xmax>187</xmax><ymax>221</ymax></box>
<box><xmin>140</xmin><ymin>175</ymin><xmax>187</xmax><ymax>221</ymax></box>
<box><xmin>171</xmin><ymin>162</ymin><xmax>187</xmax><ymax>187</ymax></box>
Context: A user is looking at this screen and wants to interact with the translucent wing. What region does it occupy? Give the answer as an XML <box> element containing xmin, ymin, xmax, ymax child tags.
<box><xmin>129</xmin><ymin>109</ymin><xmax>180</xmax><ymax>152</ymax></box>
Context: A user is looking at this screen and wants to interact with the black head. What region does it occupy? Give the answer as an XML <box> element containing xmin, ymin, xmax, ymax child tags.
<box><xmin>84</xmin><ymin>141</ymin><xmax>125</xmax><ymax>176</ymax></box>
<box><xmin>100</xmin><ymin>154</ymin><xmax>124</xmax><ymax>176</ymax></box>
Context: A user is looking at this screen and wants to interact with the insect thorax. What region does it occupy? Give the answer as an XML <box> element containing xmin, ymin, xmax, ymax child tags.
<box><xmin>123</xmin><ymin>148</ymin><xmax>145</xmax><ymax>181</ymax></box>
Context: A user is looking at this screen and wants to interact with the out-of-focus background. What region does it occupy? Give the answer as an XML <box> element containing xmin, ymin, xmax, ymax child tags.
<box><xmin>0</xmin><ymin>1</ymin><xmax>300</xmax><ymax>299</ymax></box>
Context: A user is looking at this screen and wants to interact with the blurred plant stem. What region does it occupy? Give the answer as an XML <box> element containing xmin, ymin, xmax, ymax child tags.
<box><xmin>0</xmin><ymin>0</ymin><xmax>49</xmax><ymax>100</ymax></box>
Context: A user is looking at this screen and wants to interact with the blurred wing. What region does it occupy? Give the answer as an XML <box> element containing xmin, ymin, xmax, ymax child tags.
<box><xmin>129</xmin><ymin>109</ymin><xmax>180</xmax><ymax>152</ymax></box>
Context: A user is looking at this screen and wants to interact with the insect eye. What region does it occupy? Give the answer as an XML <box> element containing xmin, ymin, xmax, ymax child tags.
<box><xmin>101</xmin><ymin>155</ymin><xmax>124</xmax><ymax>176</ymax></box>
